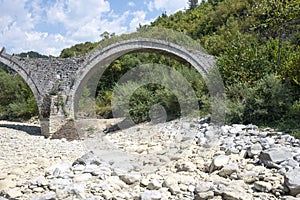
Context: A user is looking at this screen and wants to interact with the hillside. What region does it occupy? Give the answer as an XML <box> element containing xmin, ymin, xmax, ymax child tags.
<box><xmin>60</xmin><ymin>0</ymin><xmax>300</xmax><ymax>134</ymax></box>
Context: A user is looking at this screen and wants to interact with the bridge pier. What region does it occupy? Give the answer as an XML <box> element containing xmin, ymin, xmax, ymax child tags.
<box><xmin>39</xmin><ymin>95</ymin><xmax>74</xmax><ymax>138</ymax></box>
<box><xmin>40</xmin><ymin>118</ymin><xmax>50</xmax><ymax>137</ymax></box>
<box><xmin>39</xmin><ymin>116</ymin><xmax>73</xmax><ymax>138</ymax></box>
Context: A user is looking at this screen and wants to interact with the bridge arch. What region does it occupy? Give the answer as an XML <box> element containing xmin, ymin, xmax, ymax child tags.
<box><xmin>0</xmin><ymin>48</ymin><xmax>41</xmax><ymax>109</ymax></box>
<box><xmin>70</xmin><ymin>38</ymin><xmax>216</xmax><ymax>118</ymax></box>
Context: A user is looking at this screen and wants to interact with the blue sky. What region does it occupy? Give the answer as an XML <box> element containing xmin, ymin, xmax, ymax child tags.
<box><xmin>0</xmin><ymin>0</ymin><xmax>189</xmax><ymax>56</ymax></box>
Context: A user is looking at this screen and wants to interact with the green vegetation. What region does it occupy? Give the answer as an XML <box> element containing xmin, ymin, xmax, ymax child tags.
<box><xmin>76</xmin><ymin>0</ymin><xmax>300</xmax><ymax>132</ymax></box>
<box><xmin>188</xmin><ymin>0</ymin><xmax>199</xmax><ymax>10</ymax></box>
<box><xmin>291</xmin><ymin>130</ymin><xmax>300</xmax><ymax>139</ymax></box>
<box><xmin>0</xmin><ymin>0</ymin><xmax>299</xmax><ymax>134</ymax></box>
<box><xmin>0</xmin><ymin>52</ymin><xmax>46</xmax><ymax>120</ymax></box>
<box><xmin>0</xmin><ymin>65</ymin><xmax>38</xmax><ymax>120</ymax></box>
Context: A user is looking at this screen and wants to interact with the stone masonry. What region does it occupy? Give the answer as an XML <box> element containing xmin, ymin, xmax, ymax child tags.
<box><xmin>0</xmin><ymin>38</ymin><xmax>216</xmax><ymax>137</ymax></box>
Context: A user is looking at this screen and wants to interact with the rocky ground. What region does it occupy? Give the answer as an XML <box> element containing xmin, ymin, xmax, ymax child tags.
<box><xmin>0</xmin><ymin>118</ymin><xmax>299</xmax><ymax>200</ymax></box>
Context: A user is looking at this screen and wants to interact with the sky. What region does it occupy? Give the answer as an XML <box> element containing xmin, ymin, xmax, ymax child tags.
<box><xmin>0</xmin><ymin>0</ymin><xmax>189</xmax><ymax>56</ymax></box>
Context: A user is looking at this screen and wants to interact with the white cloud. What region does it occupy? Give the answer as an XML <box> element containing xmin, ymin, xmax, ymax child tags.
<box><xmin>148</xmin><ymin>0</ymin><xmax>188</xmax><ymax>14</ymax></box>
<box><xmin>129</xmin><ymin>11</ymin><xmax>148</xmax><ymax>31</ymax></box>
<box><xmin>46</xmin><ymin>1</ymin><xmax>68</xmax><ymax>24</ymax></box>
<box><xmin>128</xmin><ymin>2</ymin><xmax>136</xmax><ymax>7</ymax></box>
<box><xmin>0</xmin><ymin>0</ymin><xmax>171</xmax><ymax>56</ymax></box>
<box><xmin>46</xmin><ymin>0</ymin><xmax>110</xmax><ymax>29</ymax></box>
<box><xmin>0</xmin><ymin>0</ymin><xmax>130</xmax><ymax>56</ymax></box>
<box><xmin>25</xmin><ymin>31</ymin><xmax>48</xmax><ymax>41</ymax></box>
<box><xmin>40</xmin><ymin>0</ymin><xmax>133</xmax><ymax>54</ymax></box>
<box><xmin>0</xmin><ymin>0</ymin><xmax>35</xmax><ymax>30</ymax></box>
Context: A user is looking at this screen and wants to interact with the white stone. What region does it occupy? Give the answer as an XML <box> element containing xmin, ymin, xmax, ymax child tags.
<box><xmin>119</xmin><ymin>172</ymin><xmax>141</xmax><ymax>185</ymax></box>
<box><xmin>195</xmin><ymin>182</ymin><xmax>214</xmax><ymax>193</ymax></box>
<box><xmin>209</xmin><ymin>155</ymin><xmax>230</xmax><ymax>173</ymax></box>
<box><xmin>284</xmin><ymin>168</ymin><xmax>300</xmax><ymax>196</ymax></box>
<box><xmin>147</xmin><ymin>179</ymin><xmax>162</xmax><ymax>190</ymax></box>
<box><xmin>7</xmin><ymin>188</ymin><xmax>23</xmax><ymax>199</ymax></box>
<box><xmin>247</xmin><ymin>143</ymin><xmax>263</xmax><ymax>158</ymax></box>
<box><xmin>73</xmin><ymin>173</ymin><xmax>92</xmax><ymax>182</ymax></box>
<box><xmin>218</xmin><ymin>163</ymin><xmax>239</xmax><ymax>177</ymax></box>
<box><xmin>140</xmin><ymin>190</ymin><xmax>162</xmax><ymax>200</ymax></box>
<box><xmin>260</xmin><ymin>148</ymin><xmax>293</xmax><ymax>164</ymax></box>
<box><xmin>254</xmin><ymin>181</ymin><xmax>272</xmax><ymax>192</ymax></box>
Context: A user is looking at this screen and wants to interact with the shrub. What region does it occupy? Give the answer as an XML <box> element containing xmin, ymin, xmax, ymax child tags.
<box><xmin>225</xmin><ymin>74</ymin><xmax>293</xmax><ymax>126</ymax></box>
<box><xmin>0</xmin><ymin>69</ymin><xmax>38</xmax><ymax>120</ymax></box>
<box><xmin>278</xmin><ymin>99</ymin><xmax>300</xmax><ymax>131</ymax></box>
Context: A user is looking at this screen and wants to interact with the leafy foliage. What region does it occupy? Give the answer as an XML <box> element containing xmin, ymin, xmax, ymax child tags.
<box><xmin>95</xmin><ymin>53</ymin><xmax>209</xmax><ymax>122</ymax></box>
<box><xmin>17</xmin><ymin>51</ymin><xmax>48</xmax><ymax>58</ymax></box>
<box><xmin>59</xmin><ymin>0</ymin><xmax>300</xmax><ymax>132</ymax></box>
<box><xmin>0</xmin><ymin>69</ymin><xmax>38</xmax><ymax>120</ymax></box>
<box><xmin>60</xmin><ymin>42</ymin><xmax>100</xmax><ymax>58</ymax></box>
<box><xmin>0</xmin><ymin>51</ymin><xmax>46</xmax><ymax>120</ymax></box>
<box><xmin>226</xmin><ymin>74</ymin><xmax>293</xmax><ymax>125</ymax></box>
<box><xmin>145</xmin><ymin>0</ymin><xmax>300</xmax><ymax>131</ymax></box>
<box><xmin>188</xmin><ymin>0</ymin><xmax>199</xmax><ymax>10</ymax></box>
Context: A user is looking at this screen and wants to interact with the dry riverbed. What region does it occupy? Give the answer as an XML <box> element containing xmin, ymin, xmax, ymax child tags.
<box><xmin>0</xmin><ymin>118</ymin><xmax>299</xmax><ymax>200</ymax></box>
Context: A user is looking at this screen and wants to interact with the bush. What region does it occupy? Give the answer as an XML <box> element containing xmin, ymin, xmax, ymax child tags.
<box><xmin>111</xmin><ymin>69</ymin><xmax>209</xmax><ymax>124</ymax></box>
<box><xmin>291</xmin><ymin>130</ymin><xmax>300</xmax><ymax>139</ymax></box>
<box><xmin>95</xmin><ymin>53</ymin><xmax>210</xmax><ymax>122</ymax></box>
<box><xmin>226</xmin><ymin>74</ymin><xmax>293</xmax><ymax>126</ymax></box>
<box><xmin>111</xmin><ymin>81</ymin><xmax>179</xmax><ymax>123</ymax></box>
<box><xmin>0</xmin><ymin>69</ymin><xmax>38</xmax><ymax>120</ymax></box>
<box><xmin>278</xmin><ymin>99</ymin><xmax>300</xmax><ymax>131</ymax></box>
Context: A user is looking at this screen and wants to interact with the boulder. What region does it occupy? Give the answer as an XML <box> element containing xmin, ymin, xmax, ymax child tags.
<box><xmin>6</xmin><ymin>188</ymin><xmax>23</xmax><ymax>199</ymax></box>
<box><xmin>259</xmin><ymin>148</ymin><xmax>293</xmax><ymax>165</ymax></box>
<box><xmin>31</xmin><ymin>193</ymin><xmax>56</xmax><ymax>200</ymax></box>
<box><xmin>72</xmin><ymin>152</ymin><xmax>101</xmax><ymax>166</ymax></box>
<box><xmin>209</xmin><ymin>155</ymin><xmax>230</xmax><ymax>173</ymax></box>
<box><xmin>218</xmin><ymin>163</ymin><xmax>239</xmax><ymax>178</ymax></box>
<box><xmin>247</xmin><ymin>143</ymin><xmax>263</xmax><ymax>158</ymax></box>
<box><xmin>140</xmin><ymin>190</ymin><xmax>162</xmax><ymax>200</ymax></box>
<box><xmin>254</xmin><ymin>181</ymin><xmax>272</xmax><ymax>192</ymax></box>
<box><xmin>194</xmin><ymin>191</ymin><xmax>214</xmax><ymax>200</ymax></box>
<box><xmin>195</xmin><ymin>182</ymin><xmax>214</xmax><ymax>193</ymax></box>
<box><xmin>260</xmin><ymin>137</ymin><xmax>275</xmax><ymax>149</ymax></box>
<box><xmin>284</xmin><ymin>168</ymin><xmax>300</xmax><ymax>196</ymax></box>
<box><xmin>162</xmin><ymin>175</ymin><xmax>180</xmax><ymax>195</ymax></box>
<box><xmin>214</xmin><ymin>182</ymin><xmax>252</xmax><ymax>200</ymax></box>
<box><xmin>280</xmin><ymin>159</ymin><xmax>299</xmax><ymax>170</ymax></box>
<box><xmin>119</xmin><ymin>172</ymin><xmax>141</xmax><ymax>185</ymax></box>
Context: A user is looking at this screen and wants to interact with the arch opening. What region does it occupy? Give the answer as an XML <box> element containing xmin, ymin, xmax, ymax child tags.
<box><xmin>0</xmin><ymin>61</ymin><xmax>39</xmax><ymax>122</ymax></box>
<box><xmin>72</xmin><ymin>38</ymin><xmax>218</xmax><ymax>127</ymax></box>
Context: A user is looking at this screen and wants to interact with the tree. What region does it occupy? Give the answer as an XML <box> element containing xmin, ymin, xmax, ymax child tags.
<box><xmin>188</xmin><ymin>0</ymin><xmax>198</xmax><ymax>10</ymax></box>
<box><xmin>0</xmin><ymin>69</ymin><xmax>38</xmax><ymax>120</ymax></box>
<box><xmin>100</xmin><ymin>31</ymin><xmax>116</xmax><ymax>40</ymax></box>
<box><xmin>18</xmin><ymin>51</ymin><xmax>48</xmax><ymax>58</ymax></box>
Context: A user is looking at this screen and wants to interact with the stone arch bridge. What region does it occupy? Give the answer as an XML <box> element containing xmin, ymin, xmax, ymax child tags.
<box><xmin>0</xmin><ymin>38</ymin><xmax>215</xmax><ymax>137</ymax></box>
